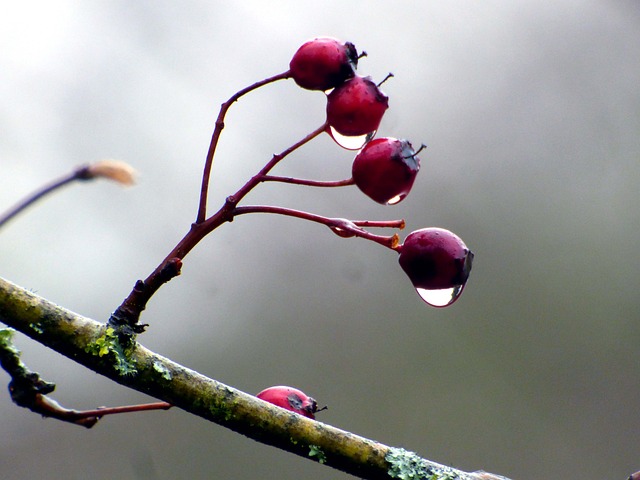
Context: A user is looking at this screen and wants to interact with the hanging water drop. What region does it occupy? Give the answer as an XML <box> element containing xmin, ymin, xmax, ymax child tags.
<box><xmin>329</xmin><ymin>218</ymin><xmax>357</xmax><ymax>238</ymax></box>
<box><xmin>386</xmin><ymin>194</ymin><xmax>403</xmax><ymax>205</ymax></box>
<box><xmin>398</xmin><ymin>228</ymin><xmax>474</xmax><ymax>308</ymax></box>
<box><xmin>329</xmin><ymin>226</ymin><xmax>356</xmax><ymax>238</ymax></box>
<box><xmin>416</xmin><ymin>284</ymin><xmax>464</xmax><ymax>308</ymax></box>
<box><xmin>328</xmin><ymin>126</ymin><xmax>374</xmax><ymax>150</ymax></box>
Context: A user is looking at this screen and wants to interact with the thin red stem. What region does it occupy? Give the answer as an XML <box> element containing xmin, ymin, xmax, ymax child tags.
<box><xmin>39</xmin><ymin>397</ymin><xmax>171</xmax><ymax>428</ymax></box>
<box><xmin>196</xmin><ymin>70</ymin><xmax>291</xmax><ymax>224</ymax></box>
<box><xmin>76</xmin><ymin>401</ymin><xmax>172</xmax><ymax>418</ymax></box>
<box><xmin>232</xmin><ymin>205</ymin><xmax>399</xmax><ymax>249</ymax></box>
<box><xmin>110</xmin><ymin>123</ymin><xmax>327</xmax><ymax>328</ymax></box>
<box><xmin>221</xmin><ymin>122</ymin><xmax>328</xmax><ymax>208</ymax></box>
<box><xmin>260</xmin><ymin>175</ymin><xmax>355</xmax><ymax>188</ymax></box>
<box><xmin>351</xmin><ymin>219</ymin><xmax>405</xmax><ymax>229</ymax></box>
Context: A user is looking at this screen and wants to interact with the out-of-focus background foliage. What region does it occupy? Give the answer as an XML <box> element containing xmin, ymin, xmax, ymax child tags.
<box><xmin>1</xmin><ymin>1</ymin><xmax>639</xmax><ymax>479</ymax></box>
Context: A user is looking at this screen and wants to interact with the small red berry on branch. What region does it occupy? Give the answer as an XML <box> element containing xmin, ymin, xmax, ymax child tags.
<box><xmin>352</xmin><ymin>138</ymin><xmax>422</xmax><ymax>205</ymax></box>
<box><xmin>326</xmin><ymin>75</ymin><xmax>389</xmax><ymax>140</ymax></box>
<box><xmin>289</xmin><ymin>37</ymin><xmax>359</xmax><ymax>91</ymax></box>
<box><xmin>398</xmin><ymin>228</ymin><xmax>474</xmax><ymax>307</ymax></box>
<box><xmin>256</xmin><ymin>386</ymin><xmax>323</xmax><ymax>419</ymax></box>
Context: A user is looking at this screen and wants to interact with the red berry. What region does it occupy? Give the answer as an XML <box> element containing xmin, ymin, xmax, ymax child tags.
<box><xmin>352</xmin><ymin>137</ymin><xmax>421</xmax><ymax>205</ymax></box>
<box><xmin>289</xmin><ymin>37</ymin><xmax>358</xmax><ymax>91</ymax></box>
<box><xmin>398</xmin><ymin>228</ymin><xmax>474</xmax><ymax>307</ymax></box>
<box><xmin>256</xmin><ymin>386</ymin><xmax>319</xmax><ymax>419</ymax></box>
<box><xmin>326</xmin><ymin>75</ymin><xmax>389</xmax><ymax>137</ymax></box>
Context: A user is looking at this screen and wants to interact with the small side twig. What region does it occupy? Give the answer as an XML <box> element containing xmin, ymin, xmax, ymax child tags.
<box><xmin>0</xmin><ymin>328</ymin><xmax>170</xmax><ymax>428</ymax></box>
<box><xmin>0</xmin><ymin>168</ymin><xmax>81</xmax><ymax>229</ymax></box>
<box><xmin>0</xmin><ymin>160</ymin><xmax>136</xmax><ymax>230</ymax></box>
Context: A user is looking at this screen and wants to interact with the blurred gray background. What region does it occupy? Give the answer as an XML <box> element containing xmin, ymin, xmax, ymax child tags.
<box><xmin>1</xmin><ymin>1</ymin><xmax>639</xmax><ymax>479</ymax></box>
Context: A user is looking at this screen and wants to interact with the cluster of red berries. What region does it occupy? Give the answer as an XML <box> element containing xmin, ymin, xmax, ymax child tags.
<box><xmin>289</xmin><ymin>38</ymin><xmax>385</xmax><ymax>141</ymax></box>
<box><xmin>289</xmin><ymin>37</ymin><xmax>417</xmax><ymax>205</ymax></box>
<box><xmin>289</xmin><ymin>37</ymin><xmax>474</xmax><ymax>307</ymax></box>
<box><xmin>253</xmin><ymin>39</ymin><xmax>476</xmax><ymax>423</ymax></box>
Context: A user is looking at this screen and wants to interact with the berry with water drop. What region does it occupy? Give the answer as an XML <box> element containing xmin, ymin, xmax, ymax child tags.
<box><xmin>326</xmin><ymin>75</ymin><xmax>389</xmax><ymax>138</ymax></box>
<box><xmin>352</xmin><ymin>137</ymin><xmax>421</xmax><ymax>205</ymax></box>
<box><xmin>398</xmin><ymin>228</ymin><xmax>474</xmax><ymax>307</ymax></box>
<box><xmin>289</xmin><ymin>37</ymin><xmax>358</xmax><ymax>91</ymax></box>
<box><xmin>256</xmin><ymin>386</ymin><xmax>320</xmax><ymax>419</ymax></box>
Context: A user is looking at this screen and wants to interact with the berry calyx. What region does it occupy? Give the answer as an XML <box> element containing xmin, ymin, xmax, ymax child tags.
<box><xmin>289</xmin><ymin>37</ymin><xmax>358</xmax><ymax>91</ymax></box>
<box><xmin>352</xmin><ymin>137</ymin><xmax>422</xmax><ymax>205</ymax></box>
<box><xmin>256</xmin><ymin>386</ymin><xmax>321</xmax><ymax>419</ymax></box>
<box><xmin>398</xmin><ymin>228</ymin><xmax>474</xmax><ymax>307</ymax></box>
<box><xmin>326</xmin><ymin>75</ymin><xmax>389</xmax><ymax>138</ymax></box>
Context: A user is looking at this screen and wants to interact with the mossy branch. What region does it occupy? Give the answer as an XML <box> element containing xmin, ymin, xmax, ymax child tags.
<box><xmin>0</xmin><ymin>275</ymin><xmax>509</xmax><ymax>480</ymax></box>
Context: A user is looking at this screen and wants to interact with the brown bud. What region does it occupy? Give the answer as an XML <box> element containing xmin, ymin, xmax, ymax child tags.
<box><xmin>86</xmin><ymin>160</ymin><xmax>137</xmax><ymax>186</ymax></box>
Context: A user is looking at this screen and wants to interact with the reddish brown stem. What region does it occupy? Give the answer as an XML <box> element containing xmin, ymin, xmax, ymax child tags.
<box><xmin>196</xmin><ymin>70</ymin><xmax>291</xmax><ymax>224</ymax></box>
<box><xmin>74</xmin><ymin>401</ymin><xmax>172</xmax><ymax>418</ymax></box>
<box><xmin>32</xmin><ymin>396</ymin><xmax>171</xmax><ymax>428</ymax></box>
<box><xmin>260</xmin><ymin>175</ymin><xmax>355</xmax><ymax>188</ymax></box>
<box><xmin>110</xmin><ymin>123</ymin><xmax>327</xmax><ymax>329</ymax></box>
<box><xmin>352</xmin><ymin>219</ymin><xmax>405</xmax><ymax>229</ymax></box>
<box><xmin>232</xmin><ymin>205</ymin><xmax>400</xmax><ymax>249</ymax></box>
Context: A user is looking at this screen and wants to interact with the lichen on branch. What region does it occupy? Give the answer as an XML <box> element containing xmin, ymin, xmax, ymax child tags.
<box><xmin>0</xmin><ymin>275</ymin><xmax>509</xmax><ymax>480</ymax></box>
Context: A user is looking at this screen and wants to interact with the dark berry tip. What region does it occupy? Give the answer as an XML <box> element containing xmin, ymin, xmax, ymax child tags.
<box><xmin>345</xmin><ymin>42</ymin><xmax>359</xmax><ymax>66</ymax></box>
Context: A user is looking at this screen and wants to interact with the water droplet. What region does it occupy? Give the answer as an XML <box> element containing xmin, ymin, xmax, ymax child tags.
<box><xmin>386</xmin><ymin>194</ymin><xmax>403</xmax><ymax>205</ymax></box>
<box><xmin>329</xmin><ymin>226</ymin><xmax>356</xmax><ymax>238</ymax></box>
<box><xmin>329</xmin><ymin>218</ymin><xmax>357</xmax><ymax>237</ymax></box>
<box><xmin>328</xmin><ymin>126</ymin><xmax>375</xmax><ymax>150</ymax></box>
<box><xmin>416</xmin><ymin>284</ymin><xmax>464</xmax><ymax>307</ymax></box>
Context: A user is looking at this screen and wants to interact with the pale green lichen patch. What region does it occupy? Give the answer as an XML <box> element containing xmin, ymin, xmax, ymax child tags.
<box><xmin>152</xmin><ymin>361</ymin><xmax>172</xmax><ymax>381</ymax></box>
<box><xmin>84</xmin><ymin>326</ymin><xmax>137</xmax><ymax>375</ymax></box>
<box><xmin>28</xmin><ymin>323</ymin><xmax>44</xmax><ymax>334</ymax></box>
<box><xmin>386</xmin><ymin>448</ymin><xmax>460</xmax><ymax>480</ymax></box>
<box><xmin>0</xmin><ymin>328</ymin><xmax>18</xmax><ymax>351</ymax></box>
<box><xmin>308</xmin><ymin>444</ymin><xmax>327</xmax><ymax>464</ymax></box>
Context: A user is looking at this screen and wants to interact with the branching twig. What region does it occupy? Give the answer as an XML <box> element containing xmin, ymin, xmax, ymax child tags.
<box><xmin>232</xmin><ymin>205</ymin><xmax>400</xmax><ymax>248</ymax></box>
<box><xmin>196</xmin><ymin>71</ymin><xmax>291</xmax><ymax>223</ymax></box>
<box><xmin>0</xmin><ymin>328</ymin><xmax>170</xmax><ymax>428</ymax></box>
<box><xmin>0</xmin><ymin>275</ymin><xmax>511</xmax><ymax>480</ymax></box>
<box><xmin>109</xmin><ymin>122</ymin><xmax>329</xmax><ymax>329</ymax></box>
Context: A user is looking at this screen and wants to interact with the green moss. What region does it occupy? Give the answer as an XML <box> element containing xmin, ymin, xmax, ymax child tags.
<box><xmin>308</xmin><ymin>445</ymin><xmax>327</xmax><ymax>464</ymax></box>
<box><xmin>386</xmin><ymin>448</ymin><xmax>459</xmax><ymax>480</ymax></box>
<box><xmin>84</xmin><ymin>326</ymin><xmax>137</xmax><ymax>375</ymax></box>
<box><xmin>208</xmin><ymin>396</ymin><xmax>234</xmax><ymax>422</ymax></box>
<box><xmin>28</xmin><ymin>323</ymin><xmax>43</xmax><ymax>334</ymax></box>
<box><xmin>0</xmin><ymin>328</ymin><xmax>17</xmax><ymax>351</ymax></box>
